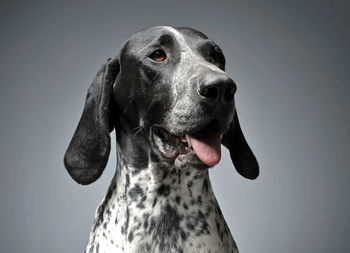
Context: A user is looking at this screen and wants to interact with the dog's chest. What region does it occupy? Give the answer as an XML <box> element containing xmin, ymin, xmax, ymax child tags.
<box><xmin>84</xmin><ymin>168</ymin><xmax>238</xmax><ymax>253</ymax></box>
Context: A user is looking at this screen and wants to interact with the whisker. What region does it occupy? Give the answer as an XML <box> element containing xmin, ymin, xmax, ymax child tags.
<box><xmin>123</xmin><ymin>96</ymin><xmax>133</xmax><ymax>114</ymax></box>
<box><xmin>132</xmin><ymin>126</ymin><xmax>142</xmax><ymax>132</ymax></box>
<box><xmin>133</xmin><ymin>127</ymin><xmax>143</xmax><ymax>138</ymax></box>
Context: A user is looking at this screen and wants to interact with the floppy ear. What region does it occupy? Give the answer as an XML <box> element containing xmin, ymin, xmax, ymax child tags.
<box><xmin>64</xmin><ymin>57</ymin><xmax>120</xmax><ymax>185</ymax></box>
<box><xmin>222</xmin><ymin>112</ymin><xmax>259</xmax><ymax>179</ymax></box>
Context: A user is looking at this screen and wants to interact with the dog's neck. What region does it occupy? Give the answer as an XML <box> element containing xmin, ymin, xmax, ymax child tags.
<box><xmin>85</xmin><ymin>130</ymin><xmax>237</xmax><ymax>252</ymax></box>
<box><xmin>116</xmin><ymin>156</ymin><xmax>214</xmax><ymax>211</ymax></box>
<box><xmin>113</xmin><ymin>125</ymin><xmax>216</xmax><ymax>214</ymax></box>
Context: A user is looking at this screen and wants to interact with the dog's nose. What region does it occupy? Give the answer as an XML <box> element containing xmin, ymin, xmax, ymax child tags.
<box><xmin>199</xmin><ymin>72</ymin><xmax>236</xmax><ymax>104</ymax></box>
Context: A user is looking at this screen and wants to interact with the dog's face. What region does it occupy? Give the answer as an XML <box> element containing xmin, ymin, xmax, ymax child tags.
<box><xmin>64</xmin><ymin>26</ymin><xmax>259</xmax><ymax>185</ymax></box>
<box><xmin>114</xmin><ymin>26</ymin><xmax>236</xmax><ymax>169</ymax></box>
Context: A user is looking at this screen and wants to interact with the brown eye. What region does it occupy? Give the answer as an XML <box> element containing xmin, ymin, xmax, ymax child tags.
<box><xmin>149</xmin><ymin>49</ymin><xmax>166</xmax><ymax>62</ymax></box>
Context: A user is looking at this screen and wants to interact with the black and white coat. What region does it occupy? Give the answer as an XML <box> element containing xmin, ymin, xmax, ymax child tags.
<box><xmin>64</xmin><ymin>26</ymin><xmax>259</xmax><ymax>253</ymax></box>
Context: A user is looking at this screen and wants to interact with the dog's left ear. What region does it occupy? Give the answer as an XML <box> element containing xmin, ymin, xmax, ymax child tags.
<box><xmin>222</xmin><ymin>112</ymin><xmax>259</xmax><ymax>179</ymax></box>
<box><xmin>64</xmin><ymin>57</ymin><xmax>120</xmax><ymax>185</ymax></box>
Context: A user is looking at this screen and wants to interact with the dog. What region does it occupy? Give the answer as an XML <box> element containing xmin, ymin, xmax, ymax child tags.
<box><xmin>64</xmin><ymin>26</ymin><xmax>259</xmax><ymax>253</ymax></box>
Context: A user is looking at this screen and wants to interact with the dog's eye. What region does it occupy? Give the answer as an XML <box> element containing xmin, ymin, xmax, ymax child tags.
<box><xmin>149</xmin><ymin>49</ymin><xmax>166</xmax><ymax>62</ymax></box>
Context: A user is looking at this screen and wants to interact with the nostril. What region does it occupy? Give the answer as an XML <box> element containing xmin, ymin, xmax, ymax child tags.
<box><xmin>200</xmin><ymin>86</ymin><xmax>219</xmax><ymax>100</ymax></box>
<box><xmin>224</xmin><ymin>85</ymin><xmax>236</xmax><ymax>102</ymax></box>
<box><xmin>198</xmin><ymin>75</ymin><xmax>236</xmax><ymax>103</ymax></box>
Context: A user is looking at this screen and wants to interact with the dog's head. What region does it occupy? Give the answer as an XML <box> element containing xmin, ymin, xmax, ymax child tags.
<box><xmin>64</xmin><ymin>26</ymin><xmax>259</xmax><ymax>185</ymax></box>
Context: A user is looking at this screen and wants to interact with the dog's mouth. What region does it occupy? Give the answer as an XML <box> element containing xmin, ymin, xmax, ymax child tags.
<box><xmin>152</xmin><ymin>121</ymin><xmax>223</xmax><ymax>166</ymax></box>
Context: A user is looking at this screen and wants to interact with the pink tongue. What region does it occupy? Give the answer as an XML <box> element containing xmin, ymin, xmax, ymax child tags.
<box><xmin>188</xmin><ymin>131</ymin><xmax>221</xmax><ymax>165</ymax></box>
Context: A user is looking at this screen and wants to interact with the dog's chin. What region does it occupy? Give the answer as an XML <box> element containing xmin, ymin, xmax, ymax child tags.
<box><xmin>174</xmin><ymin>152</ymin><xmax>210</xmax><ymax>170</ymax></box>
<box><xmin>151</xmin><ymin>121</ymin><xmax>224</xmax><ymax>170</ymax></box>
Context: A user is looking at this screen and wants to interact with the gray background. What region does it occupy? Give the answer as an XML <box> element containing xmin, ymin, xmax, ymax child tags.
<box><xmin>0</xmin><ymin>0</ymin><xmax>349</xmax><ymax>252</ymax></box>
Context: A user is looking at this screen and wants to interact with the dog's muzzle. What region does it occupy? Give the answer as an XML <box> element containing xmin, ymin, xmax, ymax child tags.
<box><xmin>151</xmin><ymin>119</ymin><xmax>225</xmax><ymax>167</ymax></box>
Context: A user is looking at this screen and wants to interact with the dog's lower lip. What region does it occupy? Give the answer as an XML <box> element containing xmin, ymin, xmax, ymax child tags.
<box><xmin>152</xmin><ymin>122</ymin><xmax>223</xmax><ymax>164</ymax></box>
<box><xmin>152</xmin><ymin>127</ymin><xmax>194</xmax><ymax>160</ymax></box>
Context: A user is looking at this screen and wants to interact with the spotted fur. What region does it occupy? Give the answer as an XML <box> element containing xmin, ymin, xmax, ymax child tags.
<box><xmin>84</xmin><ymin>159</ymin><xmax>238</xmax><ymax>253</ymax></box>
<box><xmin>64</xmin><ymin>26</ymin><xmax>259</xmax><ymax>253</ymax></box>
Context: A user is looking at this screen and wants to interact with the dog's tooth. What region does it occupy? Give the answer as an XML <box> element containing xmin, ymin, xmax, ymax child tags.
<box><xmin>220</xmin><ymin>134</ymin><xmax>223</xmax><ymax>140</ymax></box>
<box><xmin>186</xmin><ymin>134</ymin><xmax>192</xmax><ymax>148</ymax></box>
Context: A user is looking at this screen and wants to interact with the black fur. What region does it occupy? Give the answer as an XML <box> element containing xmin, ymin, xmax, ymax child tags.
<box><xmin>64</xmin><ymin>57</ymin><xmax>120</xmax><ymax>185</ymax></box>
<box><xmin>64</xmin><ymin>26</ymin><xmax>259</xmax><ymax>253</ymax></box>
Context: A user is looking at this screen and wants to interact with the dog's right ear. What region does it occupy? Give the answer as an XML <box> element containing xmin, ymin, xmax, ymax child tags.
<box><xmin>64</xmin><ymin>57</ymin><xmax>120</xmax><ymax>185</ymax></box>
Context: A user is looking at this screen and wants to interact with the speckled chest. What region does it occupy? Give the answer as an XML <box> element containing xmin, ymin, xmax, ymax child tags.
<box><xmin>84</xmin><ymin>164</ymin><xmax>238</xmax><ymax>253</ymax></box>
